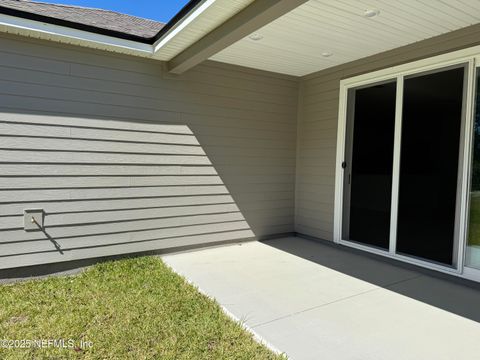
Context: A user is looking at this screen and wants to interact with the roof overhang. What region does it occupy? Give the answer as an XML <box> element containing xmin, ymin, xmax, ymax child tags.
<box><xmin>0</xmin><ymin>0</ymin><xmax>216</xmax><ymax>58</ymax></box>
<box><xmin>0</xmin><ymin>0</ymin><xmax>309</xmax><ymax>73</ymax></box>
<box><xmin>210</xmin><ymin>0</ymin><xmax>480</xmax><ymax>76</ymax></box>
<box><xmin>166</xmin><ymin>0</ymin><xmax>309</xmax><ymax>73</ymax></box>
<box><xmin>0</xmin><ymin>0</ymin><xmax>206</xmax><ymax>44</ymax></box>
<box><xmin>0</xmin><ymin>0</ymin><xmax>267</xmax><ymax>62</ymax></box>
<box><xmin>0</xmin><ymin>12</ymin><xmax>153</xmax><ymax>56</ymax></box>
<box><xmin>2</xmin><ymin>0</ymin><xmax>478</xmax><ymax>77</ymax></box>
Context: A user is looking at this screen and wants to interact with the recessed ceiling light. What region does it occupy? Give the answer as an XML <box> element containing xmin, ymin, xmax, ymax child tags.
<box><xmin>321</xmin><ymin>52</ymin><xmax>333</xmax><ymax>57</ymax></box>
<box><xmin>249</xmin><ymin>33</ymin><xmax>263</xmax><ymax>41</ymax></box>
<box><xmin>364</xmin><ymin>9</ymin><xmax>380</xmax><ymax>18</ymax></box>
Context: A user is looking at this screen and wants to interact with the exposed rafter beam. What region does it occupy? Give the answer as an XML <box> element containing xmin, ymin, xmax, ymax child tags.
<box><xmin>166</xmin><ymin>0</ymin><xmax>308</xmax><ymax>74</ymax></box>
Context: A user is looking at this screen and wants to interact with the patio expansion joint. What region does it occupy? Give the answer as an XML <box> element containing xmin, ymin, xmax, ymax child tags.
<box><xmin>250</xmin><ymin>273</ymin><xmax>424</xmax><ymax>329</ymax></box>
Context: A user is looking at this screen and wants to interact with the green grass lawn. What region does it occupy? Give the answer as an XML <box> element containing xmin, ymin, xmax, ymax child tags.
<box><xmin>0</xmin><ymin>256</ymin><xmax>285</xmax><ymax>360</ymax></box>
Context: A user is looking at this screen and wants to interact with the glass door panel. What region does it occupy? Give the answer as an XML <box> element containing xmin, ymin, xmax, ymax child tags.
<box><xmin>396</xmin><ymin>67</ymin><xmax>465</xmax><ymax>266</ymax></box>
<box><xmin>342</xmin><ymin>81</ymin><xmax>397</xmax><ymax>249</ymax></box>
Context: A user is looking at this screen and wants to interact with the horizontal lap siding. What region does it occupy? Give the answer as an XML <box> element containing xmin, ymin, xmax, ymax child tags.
<box><xmin>0</xmin><ymin>34</ymin><xmax>298</xmax><ymax>269</ymax></box>
<box><xmin>295</xmin><ymin>23</ymin><xmax>480</xmax><ymax>241</ymax></box>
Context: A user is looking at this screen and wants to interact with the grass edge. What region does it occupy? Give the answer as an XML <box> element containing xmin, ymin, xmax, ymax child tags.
<box><xmin>161</xmin><ymin>259</ymin><xmax>287</xmax><ymax>358</ymax></box>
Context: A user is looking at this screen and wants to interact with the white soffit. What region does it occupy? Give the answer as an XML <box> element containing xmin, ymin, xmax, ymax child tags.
<box><xmin>210</xmin><ymin>0</ymin><xmax>480</xmax><ymax>76</ymax></box>
<box><xmin>152</xmin><ymin>0</ymin><xmax>255</xmax><ymax>60</ymax></box>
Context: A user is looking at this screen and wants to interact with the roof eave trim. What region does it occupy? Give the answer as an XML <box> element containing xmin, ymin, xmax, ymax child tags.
<box><xmin>0</xmin><ymin>0</ymin><xmax>214</xmax><ymax>57</ymax></box>
<box><xmin>0</xmin><ymin>13</ymin><xmax>153</xmax><ymax>54</ymax></box>
<box><xmin>153</xmin><ymin>0</ymin><xmax>216</xmax><ymax>52</ymax></box>
<box><xmin>0</xmin><ymin>0</ymin><xmax>207</xmax><ymax>46</ymax></box>
<box><xmin>0</xmin><ymin>5</ymin><xmax>158</xmax><ymax>43</ymax></box>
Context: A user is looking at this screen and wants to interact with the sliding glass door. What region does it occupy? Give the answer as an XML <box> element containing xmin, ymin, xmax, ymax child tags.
<box><xmin>340</xmin><ymin>64</ymin><xmax>468</xmax><ymax>269</ymax></box>
<box><xmin>396</xmin><ymin>68</ymin><xmax>465</xmax><ymax>266</ymax></box>
<box><xmin>342</xmin><ymin>81</ymin><xmax>396</xmax><ymax>249</ymax></box>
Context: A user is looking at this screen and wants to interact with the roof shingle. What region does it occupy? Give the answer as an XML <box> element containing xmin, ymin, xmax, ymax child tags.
<box><xmin>0</xmin><ymin>0</ymin><xmax>165</xmax><ymax>40</ymax></box>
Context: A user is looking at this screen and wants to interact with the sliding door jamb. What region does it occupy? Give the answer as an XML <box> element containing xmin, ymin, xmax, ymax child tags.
<box><xmin>458</xmin><ymin>59</ymin><xmax>476</xmax><ymax>273</ymax></box>
<box><xmin>389</xmin><ymin>75</ymin><xmax>404</xmax><ymax>255</ymax></box>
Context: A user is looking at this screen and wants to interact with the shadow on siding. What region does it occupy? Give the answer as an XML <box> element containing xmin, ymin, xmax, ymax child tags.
<box><xmin>0</xmin><ymin>113</ymin><xmax>265</xmax><ymax>270</ymax></box>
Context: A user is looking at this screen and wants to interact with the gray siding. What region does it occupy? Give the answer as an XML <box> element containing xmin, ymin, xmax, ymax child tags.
<box><xmin>0</xmin><ymin>34</ymin><xmax>298</xmax><ymax>269</ymax></box>
<box><xmin>296</xmin><ymin>23</ymin><xmax>480</xmax><ymax>241</ymax></box>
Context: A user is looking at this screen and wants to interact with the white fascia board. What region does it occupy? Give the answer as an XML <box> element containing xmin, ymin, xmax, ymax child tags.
<box><xmin>0</xmin><ymin>1</ymin><xmax>219</xmax><ymax>58</ymax></box>
<box><xmin>153</xmin><ymin>0</ymin><xmax>216</xmax><ymax>52</ymax></box>
<box><xmin>0</xmin><ymin>13</ymin><xmax>153</xmax><ymax>55</ymax></box>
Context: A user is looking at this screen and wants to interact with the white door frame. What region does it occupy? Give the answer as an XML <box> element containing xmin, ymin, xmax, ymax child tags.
<box><xmin>462</xmin><ymin>57</ymin><xmax>480</xmax><ymax>282</ymax></box>
<box><xmin>333</xmin><ymin>46</ymin><xmax>480</xmax><ymax>279</ymax></box>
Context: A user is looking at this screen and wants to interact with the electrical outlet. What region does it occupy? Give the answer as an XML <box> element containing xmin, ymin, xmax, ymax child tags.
<box><xmin>24</xmin><ymin>209</ymin><xmax>44</xmax><ymax>231</ymax></box>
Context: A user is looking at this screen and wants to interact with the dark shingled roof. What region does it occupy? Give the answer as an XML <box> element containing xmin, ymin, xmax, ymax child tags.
<box><xmin>0</xmin><ymin>0</ymin><xmax>166</xmax><ymax>42</ymax></box>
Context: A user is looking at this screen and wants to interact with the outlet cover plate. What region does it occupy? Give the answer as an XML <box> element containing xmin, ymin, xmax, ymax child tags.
<box><xmin>24</xmin><ymin>209</ymin><xmax>44</xmax><ymax>231</ymax></box>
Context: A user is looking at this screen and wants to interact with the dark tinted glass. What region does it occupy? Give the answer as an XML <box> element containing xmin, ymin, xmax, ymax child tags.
<box><xmin>343</xmin><ymin>82</ymin><xmax>397</xmax><ymax>249</ymax></box>
<box><xmin>396</xmin><ymin>67</ymin><xmax>464</xmax><ymax>265</ymax></box>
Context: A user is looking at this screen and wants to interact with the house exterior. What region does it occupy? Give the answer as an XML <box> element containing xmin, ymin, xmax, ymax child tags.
<box><xmin>1</xmin><ymin>0</ymin><xmax>480</xmax><ymax>282</ymax></box>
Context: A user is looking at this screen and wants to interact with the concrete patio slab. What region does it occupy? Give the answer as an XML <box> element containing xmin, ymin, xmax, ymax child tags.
<box><xmin>162</xmin><ymin>237</ymin><xmax>480</xmax><ymax>360</ymax></box>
